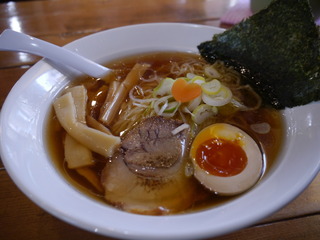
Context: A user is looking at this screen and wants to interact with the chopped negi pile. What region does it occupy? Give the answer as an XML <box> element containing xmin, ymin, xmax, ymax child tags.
<box><xmin>198</xmin><ymin>0</ymin><xmax>320</xmax><ymax>109</ymax></box>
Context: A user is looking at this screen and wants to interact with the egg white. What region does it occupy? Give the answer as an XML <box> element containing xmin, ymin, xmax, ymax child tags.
<box><xmin>190</xmin><ymin>123</ymin><xmax>263</xmax><ymax>196</ymax></box>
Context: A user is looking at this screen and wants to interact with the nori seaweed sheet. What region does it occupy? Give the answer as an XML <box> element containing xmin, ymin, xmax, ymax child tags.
<box><xmin>198</xmin><ymin>0</ymin><xmax>320</xmax><ymax>109</ymax></box>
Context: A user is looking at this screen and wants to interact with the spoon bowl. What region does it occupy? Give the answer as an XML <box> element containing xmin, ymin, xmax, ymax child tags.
<box><xmin>0</xmin><ymin>29</ymin><xmax>113</xmax><ymax>79</ymax></box>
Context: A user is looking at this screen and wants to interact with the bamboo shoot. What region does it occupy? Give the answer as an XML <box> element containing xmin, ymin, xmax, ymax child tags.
<box><xmin>65</xmin><ymin>85</ymin><xmax>87</xmax><ymax>123</ymax></box>
<box><xmin>99</xmin><ymin>63</ymin><xmax>150</xmax><ymax>126</ymax></box>
<box><xmin>86</xmin><ymin>115</ymin><xmax>112</xmax><ymax>135</ymax></box>
<box><xmin>64</xmin><ymin>134</ymin><xmax>94</xmax><ymax>168</ymax></box>
<box><xmin>53</xmin><ymin>92</ymin><xmax>120</xmax><ymax>157</ymax></box>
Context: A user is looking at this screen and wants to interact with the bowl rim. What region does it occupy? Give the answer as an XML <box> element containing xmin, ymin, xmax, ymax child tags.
<box><xmin>1</xmin><ymin>22</ymin><xmax>320</xmax><ymax>240</ymax></box>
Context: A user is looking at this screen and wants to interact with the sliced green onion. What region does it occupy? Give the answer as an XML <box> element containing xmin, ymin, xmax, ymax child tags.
<box><xmin>162</xmin><ymin>101</ymin><xmax>180</xmax><ymax>117</ymax></box>
<box><xmin>181</xmin><ymin>105</ymin><xmax>193</xmax><ymax>115</ymax></box>
<box><xmin>153</xmin><ymin>77</ymin><xmax>174</xmax><ymax>97</ymax></box>
<box><xmin>202</xmin><ymin>85</ymin><xmax>232</xmax><ymax>107</ymax></box>
<box><xmin>153</xmin><ymin>95</ymin><xmax>179</xmax><ymax>117</ymax></box>
<box><xmin>164</xmin><ymin>101</ymin><xmax>180</xmax><ymax>113</ymax></box>
<box><xmin>153</xmin><ymin>95</ymin><xmax>170</xmax><ymax>115</ymax></box>
<box><xmin>186</xmin><ymin>95</ymin><xmax>202</xmax><ymax>111</ymax></box>
<box><xmin>186</xmin><ymin>73</ymin><xmax>196</xmax><ymax>79</ymax></box>
<box><xmin>171</xmin><ymin>123</ymin><xmax>190</xmax><ymax>135</ymax></box>
<box><xmin>192</xmin><ymin>104</ymin><xmax>218</xmax><ymax>124</ymax></box>
<box><xmin>190</xmin><ymin>75</ymin><xmax>206</xmax><ymax>85</ymax></box>
<box><xmin>201</xmin><ymin>79</ymin><xmax>221</xmax><ymax>95</ymax></box>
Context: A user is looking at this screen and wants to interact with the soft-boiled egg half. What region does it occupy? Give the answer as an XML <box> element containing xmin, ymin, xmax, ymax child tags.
<box><xmin>190</xmin><ymin>123</ymin><xmax>263</xmax><ymax>196</ymax></box>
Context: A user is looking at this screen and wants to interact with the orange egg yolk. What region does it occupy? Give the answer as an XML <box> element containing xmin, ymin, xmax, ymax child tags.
<box><xmin>196</xmin><ymin>138</ymin><xmax>248</xmax><ymax>177</ymax></box>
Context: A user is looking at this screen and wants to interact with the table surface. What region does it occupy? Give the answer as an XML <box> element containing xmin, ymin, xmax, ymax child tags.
<box><xmin>0</xmin><ymin>0</ymin><xmax>319</xmax><ymax>239</ymax></box>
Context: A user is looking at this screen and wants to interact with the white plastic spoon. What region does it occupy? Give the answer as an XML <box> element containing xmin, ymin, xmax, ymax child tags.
<box><xmin>0</xmin><ymin>29</ymin><xmax>113</xmax><ymax>79</ymax></box>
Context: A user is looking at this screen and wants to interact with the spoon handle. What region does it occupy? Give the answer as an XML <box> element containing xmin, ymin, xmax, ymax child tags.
<box><xmin>0</xmin><ymin>29</ymin><xmax>112</xmax><ymax>79</ymax></box>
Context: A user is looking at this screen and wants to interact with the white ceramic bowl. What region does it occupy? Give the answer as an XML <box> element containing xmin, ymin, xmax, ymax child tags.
<box><xmin>1</xmin><ymin>23</ymin><xmax>320</xmax><ymax>240</ymax></box>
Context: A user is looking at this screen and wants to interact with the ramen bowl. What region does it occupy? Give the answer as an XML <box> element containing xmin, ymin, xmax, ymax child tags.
<box><xmin>1</xmin><ymin>23</ymin><xmax>320</xmax><ymax>240</ymax></box>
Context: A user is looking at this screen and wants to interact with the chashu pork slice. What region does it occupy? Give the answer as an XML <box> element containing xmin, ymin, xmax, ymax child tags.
<box><xmin>101</xmin><ymin>116</ymin><xmax>200</xmax><ymax>215</ymax></box>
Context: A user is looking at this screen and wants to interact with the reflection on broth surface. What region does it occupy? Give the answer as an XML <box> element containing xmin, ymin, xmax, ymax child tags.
<box><xmin>47</xmin><ymin>52</ymin><xmax>284</xmax><ymax>215</ymax></box>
